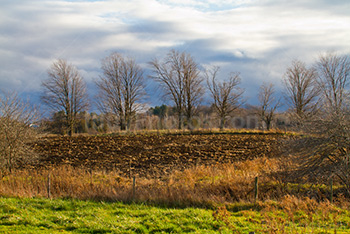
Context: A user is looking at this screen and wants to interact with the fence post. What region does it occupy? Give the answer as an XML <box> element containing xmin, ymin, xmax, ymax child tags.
<box><xmin>89</xmin><ymin>168</ymin><xmax>93</xmax><ymax>187</ymax></box>
<box><xmin>47</xmin><ymin>172</ymin><xmax>51</xmax><ymax>199</ymax></box>
<box><xmin>254</xmin><ymin>176</ymin><xmax>258</xmax><ymax>203</ymax></box>
<box><xmin>129</xmin><ymin>159</ymin><xmax>132</xmax><ymax>179</ymax></box>
<box><xmin>330</xmin><ymin>177</ymin><xmax>333</xmax><ymax>203</ymax></box>
<box><xmin>132</xmin><ymin>176</ymin><xmax>136</xmax><ymax>201</ymax></box>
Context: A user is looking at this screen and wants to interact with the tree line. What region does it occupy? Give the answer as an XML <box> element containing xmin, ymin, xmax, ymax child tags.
<box><xmin>37</xmin><ymin>50</ymin><xmax>349</xmax><ymax>135</ymax></box>
<box><xmin>1</xmin><ymin>49</ymin><xmax>349</xmax><ymax>136</ymax></box>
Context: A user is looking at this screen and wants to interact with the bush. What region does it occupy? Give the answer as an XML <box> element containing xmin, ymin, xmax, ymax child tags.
<box><xmin>0</xmin><ymin>91</ymin><xmax>39</xmax><ymax>173</ymax></box>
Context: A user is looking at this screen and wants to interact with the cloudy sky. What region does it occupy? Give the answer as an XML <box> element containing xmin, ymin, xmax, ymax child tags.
<box><xmin>1</xmin><ymin>0</ymin><xmax>349</xmax><ymax>107</ymax></box>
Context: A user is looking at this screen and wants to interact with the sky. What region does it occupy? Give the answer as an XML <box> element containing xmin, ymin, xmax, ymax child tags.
<box><xmin>1</xmin><ymin>0</ymin><xmax>350</xmax><ymax>109</ymax></box>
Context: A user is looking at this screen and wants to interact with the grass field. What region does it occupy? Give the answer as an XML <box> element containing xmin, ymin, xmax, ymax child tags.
<box><xmin>0</xmin><ymin>196</ymin><xmax>349</xmax><ymax>233</ymax></box>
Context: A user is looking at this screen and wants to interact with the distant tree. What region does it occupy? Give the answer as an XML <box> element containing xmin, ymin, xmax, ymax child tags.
<box><xmin>44</xmin><ymin>111</ymin><xmax>67</xmax><ymax>135</ymax></box>
<box><xmin>150</xmin><ymin>105</ymin><xmax>170</xmax><ymax>129</ymax></box>
<box><xmin>102</xmin><ymin>119</ymin><xmax>109</xmax><ymax>133</ymax></box>
<box><xmin>206</xmin><ymin>66</ymin><xmax>244</xmax><ymax>130</ymax></box>
<box><xmin>258</xmin><ymin>82</ymin><xmax>280</xmax><ymax>130</ymax></box>
<box><xmin>151</xmin><ymin>105</ymin><xmax>169</xmax><ymax>119</ymax></box>
<box><xmin>96</xmin><ymin>52</ymin><xmax>145</xmax><ymax>131</ymax></box>
<box><xmin>283</xmin><ymin>60</ymin><xmax>320</xmax><ymax>123</ymax></box>
<box><xmin>0</xmin><ymin>91</ymin><xmax>39</xmax><ymax>172</ymax></box>
<box><xmin>316</xmin><ymin>53</ymin><xmax>350</xmax><ymax>113</ymax></box>
<box><xmin>75</xmin><ymin>112</ymin><xmax>88</xmax><ymax>134</ymax></box>
<box><xmin>149</xmin><ymin>50</ymin><xmax>203</xmax><ymax>129</ymax></box>
<box><xmin>41</xmin><ymin>59</ymin><xmax>89</xmax><ymax>136</ymax></box>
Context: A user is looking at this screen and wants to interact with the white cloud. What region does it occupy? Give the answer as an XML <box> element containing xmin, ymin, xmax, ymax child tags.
<box><xmin>0</xmin><ymin>0</ymin><xmax>349</xmax><ymax>105</ymax></box>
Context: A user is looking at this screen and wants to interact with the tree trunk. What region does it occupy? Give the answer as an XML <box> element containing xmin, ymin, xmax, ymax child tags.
<box><xmin>187</xmin><ymin>117</ymin><xmax>193</xmax><ymax>130</ymax></box>
<box><xmin>178</xmin><ymin>110</ymin><xmax>183</xmax><ymax>130</ymax></box>
<box><xmin>219</xmin><ymin>116</ymin><xmax>225</xmax><ymax>130</ymax></box>
<box><xmin>266</xmin><ymin>119</ymin><xmax>271</xmax><ymax>130</ymax></box>
<box><xmin>119</xmin><ymin>115</ymin><xmax>126</xmax><ymax>131</ymax></box>
<box><xmin>126</xmin><ymin>117</ymin><xmax>131</xmax><ymax>131</ymax></box>
<box><xmin>67</xmin><ymin>114</ymin><xmax>74</xmax><ymax>136</ymax></box>
<box><xmin>69</xmin><ymin>120</ymin><xmax>75</xmax><ymax>136</ymax></box>
<box><xmin>120</xmin><ymin>122</ymin><xmax>126</xmax><ymax>131</ymax></box>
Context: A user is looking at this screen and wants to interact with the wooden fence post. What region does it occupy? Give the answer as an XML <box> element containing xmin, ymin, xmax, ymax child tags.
<box><xmin>89</xmin><ymin>168</ymin><xmax>93</xmax><ymax>187</ymax></box>
<box><xmin>132</xmin><ymin>176</ymin><xmax>136</xmax><ymax>201</ymax></box>
<box><xmin>330</xmin><ymin>177</ymin><xmax>333</xmax><ymax>203</ymax></box>
<box><xmin>129</xmin><ymin>159</ymin><xmax>132</xmax><ymax>179</ymax></box>
<box><xmin>47</xmin><ymin>172</ymin><xmax>51</xmax><ymax>199</ymax></box>
<box><xmin>254</xmin><ymin>176</ymin><xmax>258</xmax><ymax>203</ymax></box>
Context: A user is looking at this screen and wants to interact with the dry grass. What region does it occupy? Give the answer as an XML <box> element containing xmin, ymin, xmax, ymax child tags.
<box><xmin>255</xmin><ymin>195</ymin><xmax>350</xmax><ymax>233</ymax></box>
<box><xmin>0</xmin><ymin>156</ymin><xmax>332</xmax><ymax>208</ymax></box>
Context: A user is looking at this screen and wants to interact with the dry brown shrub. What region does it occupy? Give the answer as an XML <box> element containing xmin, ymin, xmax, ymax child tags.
<box><xmin>0</xmin><ymin>91</ymin><xmax>39</xmax><ymax>173</ymax></box>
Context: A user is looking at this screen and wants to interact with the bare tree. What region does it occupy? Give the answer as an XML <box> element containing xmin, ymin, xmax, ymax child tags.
<box><xmin>287</xmin><ymin>53</ymin><xmax>350</xmax><ymax>194</ymax></box>
<box><xmin>96</xmin><ymin>53</ymin><xmax>144</xmax><ymax>131</ymax></box>
<box><xmin>316</xmin><ymin>53</ymin><xmax>350</xmax><ymax>113</ymax></box>
<box><xmin>41</xmin><ymin>59</ymin><xmax>89</xmax><ymax>136</ymax></box>
<box><xmin>182</xmin><ymin>54</ymin><xmax>204</xmax><ymax>128</ymax></box>
<box><xmin>258</xmin><ymin>82</ymin><xmax>280</xmax><ymax>130</ymax></box>
<box><xmin>282</xmin><ymin>60</ymin><xmax>320</xmax><ymax>123</ymax></box>
<box><xmin>206</xmin><ymin>66</ymin><xmax>244</xmax><ymax>130</ymax></box>
<box><xmin>0</xmin><ymin>91</ymin><xmax>39</xmax><ymax>172</ymax></box>
<box><xmin>149</xmin><ymin>50</ymin><xmax>203</xmax><ymax>129</ymax></box>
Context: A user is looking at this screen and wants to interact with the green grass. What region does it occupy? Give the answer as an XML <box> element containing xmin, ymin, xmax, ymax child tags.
<box><xmin>0</xmin><ymin>197</ymin><xmax>349</xmax><ymax>233</ymax></box>
<box><xmin>0</xmin><ymin>197</ymin><xmax>233</xmax><ymax>233</ymax></box>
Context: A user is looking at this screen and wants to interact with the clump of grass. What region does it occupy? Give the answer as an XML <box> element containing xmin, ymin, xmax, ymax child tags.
<box><xmin>255</xmin><ymin>195</ymin><xmax>350</xmax><ymax>233</ymax></box>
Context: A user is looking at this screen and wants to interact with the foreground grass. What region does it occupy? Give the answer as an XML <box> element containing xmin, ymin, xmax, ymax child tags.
<box><xmin>0</xmin><ymin>197</ymin><xmax>233</xmax><ymax>233</ymax></box>
<box><xmin>1</xmin><ymin>197</ymin><xmax>350</xmax><ymax>233</ymax></box>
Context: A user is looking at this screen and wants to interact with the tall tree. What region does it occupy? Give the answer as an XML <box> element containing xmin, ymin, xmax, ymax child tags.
<box><xmin>150</xmin><ymin>50</ymin><xmax>203</xmax><ymax>129</ymax></box>
<box><xmin>286</xmin><ymin>53</ymin><xmax>350</xmax><ymax>194</ymax></box>
<box><xmin>181</xmin><ymin>53</ymin><xmax>204</xmax><ymax>128</ymax></box>
<box><xmin>258</xmin><ymin>82</ymin><xmax>280</xmax><ymax>130</ymax></box>
<box><xmin>316</xmin><ymin>53</ymin><xmax>350</xmax><ymax>113</ymax></box>
<box><xmin>41</xmin><ymin>59</ymin><xmax>89</xmax><ymax>136</ymax></box>
<box><xmin>96</xmin><ymin>53</ymin><xmax>144</xmax><ymax>131</ymax></box>
<box><xmin>206</xmin><ymin>66</ymin><xmax>244</xmax><ymax>130</ymax></box>
<box><xmin>282</xmin><ymin>60</ymin><xmax>320</xmax><ymax>122</ymax></box>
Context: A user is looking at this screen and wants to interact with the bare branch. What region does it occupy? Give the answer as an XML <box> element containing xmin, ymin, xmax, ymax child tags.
<box><xmin>316</xmin><ymin>52</ymin><xmax>350</xmax><ymax>114</ymax></box>
<box><xmin>258</xmin><ymin>82</ymin><xmax>280</xmax><ymax>130</ymax></box>
<box><xmin>282</xmin><ymin>59</ymin><xmax>320</xmax><ymax>123</ymax></box>
<box><xmin>286</xmin><ymin>53</ymin><xmax>350</xmax><ymax>194</ymax></box>
<box><xmin>0</xmin><ymin>90</ymin><xmax>39</xmax><ymax>172</ymax></box>
<box><xmin>149</xmin><ymin>50</ymin><xmax>203</xmax><ymax>129</ymax></box>
<box><xmin>96</xmin><ymin>53</ymin><xmax>145</xmax><ymax>131</ymax></box>
<box><xmin>41</xmin><ymin>59</ymin><xmax>89</xmax><ymax>135</ymax></box>
<box><xmin>206</xmin><ymin>66</ymin><xmax>244</xmax><ymax>129</ymax></box>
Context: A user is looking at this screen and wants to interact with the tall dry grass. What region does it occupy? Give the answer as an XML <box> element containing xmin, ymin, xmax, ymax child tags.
<box><xmin>0</xmin><ymin>156</ymin><xmax>345</xmax><ymax>208</ymax></box>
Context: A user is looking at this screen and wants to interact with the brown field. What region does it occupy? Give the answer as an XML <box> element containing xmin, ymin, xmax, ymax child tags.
<box><xmin>30</xmin><ymin>131</ymin><xmax>290</xmax><ymax>178</ymax></box>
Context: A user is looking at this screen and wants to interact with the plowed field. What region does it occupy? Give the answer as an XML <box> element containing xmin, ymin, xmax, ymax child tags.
<box><xmin>31</xmin><ymin>133</ymin><xmax>289</xmax><ymax>178</ymax></box>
